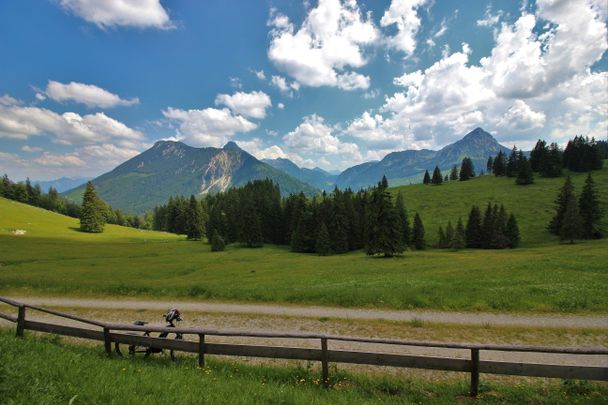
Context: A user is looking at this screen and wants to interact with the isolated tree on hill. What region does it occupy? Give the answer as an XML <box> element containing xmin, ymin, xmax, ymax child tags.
<box><xmin>530</xmin><ymin>139</ymin><xmax>547</xmax><ymax>172</ymax></box>
<box><xmin>449</xmin><ymin>165</ymin><xmax>459</xmax><ymax>181</ymax></box>
<box><xmin>560</xmin><ymin>196</ymin><xmax>582</xmax><ymax>244</ymax></box>
<box><xmin>452</xmin><ymin>218</ymin><xmax>466</xmax><ymax>250</ymax></box>
<box><xmin>210</xmin><ymin>230</ymin><xmax>226</xmax><ymax>251</ymax></box>
<box><xmin>486</xmin><ymin>156</ymin><xmax>493</xmax><ymax>174</ymax></box>
<box><xmin>315</xmin><ymin>222</ymin><xmax>332</xmax><ymax>256</ymax></box>
<box><xmin>80</xmin><ymin>181</ymin><xmax>106</xmax><ymax>233</ymax></box>
<box><xmin>459</xmin><ymin>157</ymin><xmax>475</xmax><ymax>181</ymax></box>
<box><xmin>579</xmin><ymin>173</ymin><xmax>603</xmax><ymax>239</ymax></box>
<box><xmin>515</xmin><ymin>155</ymin><xmax>534</xmax><ymax>185</ymax></box>
<box><xmin>423</xmin><ymin>170</ymin><xmax>431</xmax><ymax>184</ymax></box>
<box><xmin>505</xmin><ymin>213</ymin><xmax>520</xmax><ymax>248</ymax></box>
<box><xmin>465</xmin><ymin>205</ymin><xmax>483</xmax><ymax>248</ymax></box>
<box><xmin>431</xmin><ymin>166</ymin><xmax>443</xmax><ymax>185</ymax></box>
<box><xmin>412</xmin><ymin>213</ymin><xmax>426</xmax><ymax>250</ymax></box>
<box><xmin>186</xmin><ymin>195</ymin><xmax>204</xmax><ymax>240</ymax></box>
<box><xmin>549</xmin><ymin>176</ymin><xmax>575</xmax><ymax>236</ymax></box>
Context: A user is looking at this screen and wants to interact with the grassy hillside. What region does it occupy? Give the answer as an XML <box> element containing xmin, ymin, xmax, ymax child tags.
<box><xmin>1</xmin><ymin>187</ymin><xmax>607</xmax><ymax>312</ymax></box>
<box><xmin>1</xmin><ymin>331</ymin><xmax>606</xmax><ymax>404</ymax></box>
<box><xmin>390</xmin><ymin>165</ymin><xmax>608</xmax><ymax>246</ymax></box>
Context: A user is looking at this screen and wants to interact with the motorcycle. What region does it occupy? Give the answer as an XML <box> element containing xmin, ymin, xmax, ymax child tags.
<box><xmin>115</xmin><ymin>308</ymin><xmax>183</xmax><ymax>361</ymax></box>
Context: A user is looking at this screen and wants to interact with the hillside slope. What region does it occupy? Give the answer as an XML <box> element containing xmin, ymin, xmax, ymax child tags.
<box><xmin>390</xmin><ymin>164</ymin><xmax>608</xmax><ymax>246</ymax></box>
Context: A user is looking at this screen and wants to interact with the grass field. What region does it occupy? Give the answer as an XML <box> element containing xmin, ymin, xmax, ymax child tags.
<box><xmin>0</xmin><ymin>167</ymin><xmax>607</xmax><ymax>313</ymax></box>
<box><xmin>1</xmin><ymin>331</ymin><xmax>606</xmax><ymax>405</ymax></box>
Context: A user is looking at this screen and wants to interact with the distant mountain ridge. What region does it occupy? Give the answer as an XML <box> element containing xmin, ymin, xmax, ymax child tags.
<box><xmin>34</xmin><ymin>177</ymin><xmax>91</xmax><ymax>193</ymax></box>
<box><xmin>64</xmin><ymin>141</ymin><xmax>317</xmax><ymax>214</ymax></box>
<box><xmin>336</xmin><ymin>127</ymin><xmax>511</xmax><ymax>189</ymax></box>
<box><xmin>262</xmin><ymin>158</ymin><xmax>337</xmax><ymax>191</ymax></box>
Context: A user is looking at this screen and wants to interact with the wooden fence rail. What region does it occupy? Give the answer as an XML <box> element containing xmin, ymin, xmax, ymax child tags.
<box><xmin>1</xmin><ymin>296</ymin><xmax>607</xmax><ymax>397</ymax></box>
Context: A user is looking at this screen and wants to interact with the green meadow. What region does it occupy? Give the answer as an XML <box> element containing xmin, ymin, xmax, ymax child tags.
<box><xmin>1</xmin><ymin>331</ymin><xmax>606</xmax><ymax>405</ymax></box>
<box><xmin>0</xmin><ymin>166</ymin><xmax>607</xmax><ymax>313</ymax></box>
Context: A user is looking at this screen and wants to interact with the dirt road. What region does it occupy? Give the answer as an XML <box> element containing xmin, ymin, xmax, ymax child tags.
<box><xmin>7</xmin><ymin>296</ymin><xmax>608</xmax><ymax>328</ymax></box>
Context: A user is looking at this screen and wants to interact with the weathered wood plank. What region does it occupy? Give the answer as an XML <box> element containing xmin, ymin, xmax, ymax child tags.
<box><xmin>321</xmin><ymin>338</ymin><xmax>329</xmax><ymax>386</ymax></box>
<box><xmin>26</xmin><ymin>304</ymin><xmax>106</xmax><ymax>327</ymax></box>
<box><xmin>24</xmin><ymin>320</ymin><xmax>105</xmax><ymax>341</ymax></box>
<box><xmin>0</xmin><ymin>296</ymin><xmax>21</xmax><ymax>307</ymax></box>
<box><xmin>205</xmin><ymin>343</ymin><xmax>323</xmax><ymax>361</ymax></box>
<box><xmin>16</xmin><ymin>305</ymin><xmax>25</xmax><ymax>337</ymax></box>
<box><xmin>110</xmin><ymin>333</ymin><xmax>199</xmax><ymax>353</ymax></box>
<box><xmin>329</xmin><ymin>350</ymin><xmax>471</xmax><ymax>372</ymax></box>
<box><xmin>0</xmin><ymin>311</ymin><xmax>16</xmax><ymax>323</ymax></box>
<box><xmin>470</xmin><ymin>349</ymin><xmax>480</xmax><ymax>397</ymax></box>
<box><xmin>198</xmin><ymin>334</ymin><xmax>205</xmax><ymax>368</ymax></box>
<box><xmin>479</xmin><ymin>360</ymin><xmax>608</xmax><ymax>381</ymax></box>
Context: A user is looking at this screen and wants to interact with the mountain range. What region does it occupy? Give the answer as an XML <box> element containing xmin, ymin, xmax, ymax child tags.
<box><xmin>34</xmin><ymin>176</ymin><xmax>92</xmax><ymax>193</ymax></box>
<box><xmin>64</xmin><ymin>127</ymin><xmax>511</xmax><ymax>214</ymax></box>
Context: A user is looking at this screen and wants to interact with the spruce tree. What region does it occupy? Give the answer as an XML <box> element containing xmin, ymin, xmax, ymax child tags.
<box><xmin>449</xmin><ymin>165</ymin><xmax>458</xmax><ymax>181</ymax></box>
<box><xmin>315</xmin><ymin>222</ymin><xmax>332</xmax><ymax>256</ymax></box>
<box><xmin>395</xmin><ymin>192</ymin><xmax>410</xmax><ymax>250</ymax></box>
<box><xmin>445</xmin><ymin>221</ymin><xmax>454</xmax><ymax>247</ymax></box>
<box><xmin>239</xmin><ymin>199</ymin><xmax>263</xmax><ymax>247</ymax></box>
<box><xmin>437</xmin><ymin>226</ymin><xmax>446</xmax><ymax>248</ymax></box>
<box><xmin>505</xmin><ymin>214</ymin><xmax>520</xmax><ymax>248</ymax></box>
<box><xmin>515</xmin><ymin>155</ymin><xmax>534</xmax><ymax>185</ymax></box>
<box><xmin>80</xmin><ymin>181</ymin><xmax>106</xmax><ymax>233</ymax></box>
<box><xmin>423</xmin><ymin>170</ymin><xmax>431</xmax><ymax>184</ymax></box>
<box><xmin>431</xmin><ymin>166</ymin><xmax>443</xmax><ymax>185</ymax></box>
<box><xmin>486</xmin><ymin>156</ymin><xmax>493</xmax><ymax>174</ymax></box>
<box><xmin>541</xmin><ymin>143</ymin><xmax>563</xmax><ymax>177</ymax></box>
<box><xmin>412</xmin><ymin>213</ymin><xmax>425</xmax><ymax>250</ymax></box>
<box><xmin>560</xmin><ymin>196</ymin><xmax>582</xmax><ymax>244</ymax></box>
<box><xmin>452</xmin><ymin>218</ymin><xmax>466</xmax><ymax>250</ymax></box>
<box><xmin>366</xmin><ymin>176</ymin><xmax>402</xmax><ymax>257</ymax></box>
<box><xmin>459</xmin><ymin>157</ymin><xmax>475</xmax><ymax>181</ymax></box>
<box><xmin>493</xmin><ymin>151</ymin><xmax>507</xmax><ymax>176</ymax></box>
<box><xmin>549</xmin><ymin>176</ymin><xmax>575</xmax><ymax>235</ymax></box>
<box><xmin>481</xmin><ymin>202</ymin><xmax>495</xmax><ymax>248</ymax></box>
<box><xmin>579</xmin><ymin>173</ymin><xmax>603</xmax><ymax>239</ymax></box>
<box><xmin>530</xmin><ymin>139</ymin><xmax>547</xmax><ymax>172</ymax></box>
<box><xmin>506</xmin><ymin>147</ymin><xmax>519</xmax><ymax>177</ymax></box>
<box><xmin>465</xmin><ymin>205</ymin><xmax>483</xmax><ymax>248</ymax></box>
<box><xmin>210</xmin><ymin>230</ymin><xmax>226</xmax><ymax>251</ymax></box>
<box><xmin>186</xmin><ymin>195</ymin><xmax>204</xmax><ymax>240</ymax></box>
<box><xmin>444</xmin><ymin>174</ymin><xmax>449</xmax><ymax>182</ymax></box>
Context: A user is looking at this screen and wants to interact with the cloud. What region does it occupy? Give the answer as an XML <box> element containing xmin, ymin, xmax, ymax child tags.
<box><xmin>57</xmin><ymin>0</ymin><xmax>173</xmax><ymax>29</ymax></box>
<box><xmin>162</xmin><ymin>107</ymin><xmax>257</xmax><ymax>147</ymax></box>
<box><xmin>44</xmin><ymin>81</ymin><xmax>139</xmax><ymax>108</ymax></box>
<box><xmin>476</xmin><ymin>5</ymin><xmax>503</xmax><ymax>27</ymax></box>
<box><xmin>277</xmin><ymin>102</ymin><xmax>285</xmax><ymax>110</ymax></box>
<box><xmin>270</xmin><ymin>75</ymin><xmax>299</xmax><ymax>96</ymax></box>
<box><xmin>33</xmin><ymin>152</ymin><xmax>86</xmax><ymax>167</ymax></box>
<box><xmin>380</xmin><ymin>0</ymin><xmax>428</xmax><ymax>55</ymax></box>
<box><xmin>0</xmin><ymin>102</ymin><xmax>143</xmax><ymax>144</ymax></box>
<box><xmin>354</xmin><ymin>0</ymin><xmax>608</xmax><ymax>151</ymax></box>
<box><xmin>253</xmin><ymin>70</ymin><xmax>266</xmax><ymax>80</ymax></box>
<box><xmin>267</xmin><ymin>0</ymin><xmax>379</xmax><ymax>90</ymax></box>
<box><xmin>21</xmin><ymin>145</ymin><xmax>43</xmax><ymax>153</ymax></box>
<box><xmin>215</xmin><ymin>91</ymin><xmax>272</xmax><ymax>119</ymax></box>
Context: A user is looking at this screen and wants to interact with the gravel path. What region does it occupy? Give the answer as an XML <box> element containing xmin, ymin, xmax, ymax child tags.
<box><xmin>8</xmin><ymin>296</ymin><xmax>608</xmax><ymax>328</ymax></box>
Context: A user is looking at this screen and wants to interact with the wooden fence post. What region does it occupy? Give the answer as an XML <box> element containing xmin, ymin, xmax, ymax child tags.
<box><xmin>470</xmin><ymin>348</ymin><xmax>480</xmax><ymax>397</ymax></box>
<box><xmin>16</xmin><ymin>305</ymin><xmax>26</xmax><ymax>338</ymax></box>
<box><xmin>321</xmin><ymin>338</ymin><xmax>329</xmax><ymax>387</ymax></box>
<box><xmin>103</xmin><ymin>328</ymin><xmax>112</xmax><ymax>357</ymax></box>
<box><xmin>198</xmin><ymin>334</ymin><xmax>205</xmax><ymax>368</ymax></box>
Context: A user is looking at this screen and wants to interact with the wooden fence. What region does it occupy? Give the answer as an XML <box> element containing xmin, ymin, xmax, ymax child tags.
<box><xmin>1</xmin><ymin>296</ymin><xmax>606</xmax><ymax>397</ymax></box>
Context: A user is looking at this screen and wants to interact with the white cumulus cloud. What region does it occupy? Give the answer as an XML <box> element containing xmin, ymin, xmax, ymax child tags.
<box><xmin>45</xmin><ymin>81</ymin><xmax>139</xmax><ymax>108</ymax></box>
<box><xmin>380</xmin><ymin>0</ymin><xmax>428</xmax><ymax>55</ymax></box>
<box><xmin>57</xmin><ymin>0</ymin><xmax>173</xmax><ymax>29</ymax></box>
<box><xmin>215</xmin><ymin>91</ymin><xmax>272</xmax><ymax>119</ymax></box>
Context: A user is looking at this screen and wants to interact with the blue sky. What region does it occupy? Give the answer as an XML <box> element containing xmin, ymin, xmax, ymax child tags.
<box><xmin>0</xmin><ymin>0</ymin><xmax>606</xmax><ymax>180</ymax></box>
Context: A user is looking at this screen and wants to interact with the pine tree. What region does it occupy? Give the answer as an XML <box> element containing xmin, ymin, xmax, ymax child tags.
<box><xmin>445</xmin><ymin>221</ymin><xmax>454</xmax><ymax>248</ymax></box>
<box><xmin>412</xmin><ymin>213</ymin><xmax>425</xmax><ymax>250</ymax></box>
<box><xmin>506</xmin><ymin>147</ymin><xmax>519</xmax><ymax>177</ymax></box>
<box><xmin>465</xmin><ymin>205</ymin><xmax>483</xmax><ymax>248</ymax></box>
<box><xmin>431</xmin><ymin>166</ymin><xmax>443</xmax><ymax>185</ymax></box>
<box><xmin>452</xmin><ymin>218</ymin><xmax>466</xmax><ymax>250</ymax></box>
<box><xmin>549</xmin><ymin>176</ymin><xmax>575</xmax><ymax>235</ymax></box>
<box><xmin>210</xmin><ymin>230</ymin><xmax>226</xmax><ymax>251</ymax></box>
<box><xmin>366</xmin><ymin>176</ymin><xmax>403</xmax><ymax>257</ymax></box>
<box><xmin>515</xmin><ymin>155</ymin><xmax>534</xmax><ymax>185</ymax></box>
<box><xmin>239</xmin><ymin>198</ymin><xmax>263</xmax><ymax>247</ymax></box>
<box><xmin>530</xmin><ymin>139</ymin><xmax>547</xmax><ymax>172</ymax></box>
<box><xmin>450</xmin><ymin>165</ymin><xmax>458</xmax><ymax>180</ymax></box>
<box><xmin>505</xmin><ymin>214</ymin><xmax>520</xmax><ymax>248</ymax></box>
<box><xmin>579</xmin><ymin>173</ymin><xmax>603</xmax><ymax>239</ymax></box>
<box><xmin>395</xmin><ymin>192</ymin><xmax>410</xmax><ymax>251</ymax></box>
<box><xmin>481</xmin><ymin>202</ymin><xmax>495</xmax><ymax>248</ymax></box>
<box><xmin>79</xmin><ymin>181</ymin><xmax>106</xmax><ymax>233</ymax></box>
<box><xmin>444</xmin><ymin>174</ymin><xmax>449</xmax><ymax>182</ymax></box>
<box><xmin>186</xmin><ymin>195</ymin><xmax>204</xmax><ymax>240</ymax></box>
<box><xmin>437</xmin><ymin>226</ymin><xmax>446</xmax><ymax>248</ymax></box>
<box><xmin>541</xmin><ymin>143</ymin><xmax>563</xmax><ymax>177</ymax></box>
<box><xmin>486</xmin><ymin>156</ymin><xmax>493</xmax><ymax>174</ymax></box>
<box><xmin>493</xmin><ymin>151</ymin><xmax>507</xmax><ymax>176</ymax></box>
<box><xmin>315</xmin><ymin>222</ymin><xmax>332</xmax><ymax>256</ymax></box>
<box><xmin>423</xmin><ymin>170</ymin><xmax>431</xmax><ymax>184</ymax></box>
<box><xmin>560</xmin><ymin>195</ymin><xmax>582</xmax><ymax>243</ymax></box>
<box><xmin>459</xmin><ymin>157</ymin><xmax>475</xmax><ymax>181</ymax></box>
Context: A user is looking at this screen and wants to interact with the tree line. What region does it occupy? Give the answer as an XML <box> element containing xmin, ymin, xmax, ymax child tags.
<box><xmin>422</xmin><ymin>157</ymin><xmax>476</xmax><ymax>185</ymax></box>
